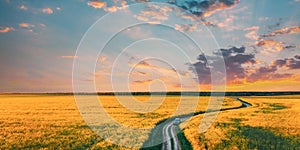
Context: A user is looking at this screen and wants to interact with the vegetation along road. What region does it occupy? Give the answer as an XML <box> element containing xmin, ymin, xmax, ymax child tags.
<box><xmin>160</xmin><ymin>97</ymin><xmax>252</xmax><ymax>150</ymax></box>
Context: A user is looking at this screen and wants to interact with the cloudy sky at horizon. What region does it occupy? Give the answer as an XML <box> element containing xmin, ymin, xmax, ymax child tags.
<box><xmin>0</xmin><ymin>0</ymin><xmax>300</xmax><ymax>92</ymax></box>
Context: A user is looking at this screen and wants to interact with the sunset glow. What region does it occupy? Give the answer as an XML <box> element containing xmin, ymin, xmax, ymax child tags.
<box><xmin>0</xmin><ymin>0</ymin><xmax>299</xmax><ymax>92</ymax></box>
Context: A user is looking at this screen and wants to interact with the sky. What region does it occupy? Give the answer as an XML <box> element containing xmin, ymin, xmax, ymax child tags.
<box><xmin>0</xmin><ymin>0</ymin><xmax>300</xmax><ymax>93</ymax></box>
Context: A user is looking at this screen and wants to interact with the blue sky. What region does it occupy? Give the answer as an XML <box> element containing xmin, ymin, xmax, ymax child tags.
<box><xmin>0</xmin><ymin>0</ymin><xmax>300</xmax><ymax>92</ymax></box>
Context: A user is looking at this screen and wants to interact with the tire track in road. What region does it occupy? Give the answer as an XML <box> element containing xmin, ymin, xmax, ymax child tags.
<box><xmin>170</xmin><ymin>125</ymin><xmax>180</xmax><ymax>150</ymax></box>
<box><xmin>161</xmin><ymin>97</ymin><xmax>252</xmax><ymax>150</ymax></box>
<box><xmin>162</xmin><ymin>122</ymin><xmax>173</xmax><ymax>150</ymax></box>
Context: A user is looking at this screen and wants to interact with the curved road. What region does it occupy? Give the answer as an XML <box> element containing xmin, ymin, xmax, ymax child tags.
<box><xmin>161</xmin><ymin>98</ymin><xmax>252</xmax><ymax>150</ymax></box>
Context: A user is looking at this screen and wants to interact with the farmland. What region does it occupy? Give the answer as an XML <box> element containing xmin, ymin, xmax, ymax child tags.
<box><xmin>0</xmin><ymin>94</ymin><xmax>239</xmax><ymax>149</ymax></box>
<box><xmin>182</xmin><ymin>95</ymin><xmax>300</xmax><ymax>149</ymax></box>
<box><xmin>0</xmin><ymin>94</ymin><xmax>299</xmax><ymax>149</ymax></box>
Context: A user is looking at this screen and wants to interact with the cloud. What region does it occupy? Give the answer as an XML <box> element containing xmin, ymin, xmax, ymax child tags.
<box><xmin>189</xmin><ymin>54</ymin><xmax>212</xmax><ymax>84</ymax></box>
<box><xmin>271</xmin><ymin>56</ymin><xmax>300</xmax><ymax>70</ymax></box>
<box><xmin>132</xmin><ymin>79</ymin><xmax>153</xmax><ymax>84</ymax></box>
<box><xmin>128</xmin><ymin>58</ymin><xmax>189</xmax><ymax>79</ymax></box>
<box><xmin>176</xmin><ymin>0</ymin><xmax>240</xmax><ymax>18</ymax></box>
<box><xmin>179</xmin><ymin>13</ymin><xmax>196</xmax><ymax>21</ymax></box>
<box><xmin>56</xmin><ymin>7</ymin><xmax>61</xmax><ymax>11</ymax></box>
<box><xmin>98</xmin><ymin>56</ymin><xmax>107</xmax><ymax>63</ymax></box>
<box><xmin>217</xmin><ymin>46</ymin><xmax>256</xmax><ymax>83</ymax></box>
<box><xmin>19</xmin><ymin>5</ymin><xmax>28</xmax><ymax>11</ymax></box>
<box><xmin>174</xmin><ymin>23</ymin><xmax>200</xmax><ymax>32</ymax></box>
<box><xmin>19</xmin><ymin>23</ymin><xmax>35</xmax><ymax>28</ymax></box>
<box><xmin>105</xmin><ymin>6</ymin><xmax>118</xmax><ymax>12</ymax></box>
<box><xmin>129</xmin><ymin>60</ymin><xmax>178</xmax><ymax>75</ymax></box>
<box><xmin>0</xmin><ymin>26</ymin><xmax>15</xmax><ymax>33</ymax></box>
<box><xmin>190</xmin><ymin>47</ymin><xmax>298</xmax><ymax>83</ymax></box>
<box><xmin>255</xmin><ymin>39</ymin><xmax>284</xmax><ymax>53</ymax></box>
<box><xmin>87</xmin><ymin>0</ymin><xmax>106</xmax><ymax>9</ymax></box>
<box><xmin>39</xmin><ymin>23</ymin><xmax>46</xmax><ymax>28</ymax></box>
<box><xmin>244</xmin><ymin>26</ymin><xmax>259</xmax><ymax>40</ymax></box>
<box><xmin>42</xmin><ymin>8</ymin><xmax>54</xmax><ymax>14</ymax></box>
<box><xmin>261</xmin><ymin>26</ymin><xmax>300</xmax><ymax>37</ymax></box>
<box><xmin>190</xmin><ymin>46</ymin><xmax>256</xmax><ymax>84</ymax></box>
<box><xmin>94</xmin><ymin>69</ymin><xmax>111</xmax><ymax>79</ymax></box>
<box><xmin>246</xmin><ymin>55</ymin><xmax>300</xmax><ymax>82</ymax></box>
<box><xmin>246</xmin><ymin>65</ymin><xmax>292</xmax><ymax>82</ymax></box>
<box><xmin>253</xmin><ymin>26</ymin><xmax>298</xmax><ymax>54</ymax></box>
<box><xmin>87</xmin><ymin>0</ymin><xmax>127</xmax><ymax>12</ymax></box>
<box><xmin>134</xmin><ymin>4</ymin><xmax>173</xmax><ymax>23</ymax></box>
<box><xmin>124</xmin><ymin>26</ymin><xmax>152</xmax><ymax>39</ymax></box>
<box><xmin>130</xmin><ymin>71</ymin><xmax>149</xmax><ymax>77</ymax></box>
<box><xmin>61</xmin><ymin>55</ymin><xmax>79</xmax><ymax>59</ymax></box>
<box><xmin>215</xmin><ymin>15</ymin><xmax>237</xmax><ymax>30</ymax></box>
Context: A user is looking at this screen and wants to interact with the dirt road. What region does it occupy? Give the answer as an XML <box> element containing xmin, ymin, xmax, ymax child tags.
<box><xmin>161</xmin><ymin>98</ymin><xmax>252</xmax><ymax>150</ymax></box>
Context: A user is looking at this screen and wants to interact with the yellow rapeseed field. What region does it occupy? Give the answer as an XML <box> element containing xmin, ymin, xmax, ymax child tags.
<box><xmin>0</xmin><ymin>94</ymin><xmax>241</xmax><ymax>149</ymax></box>
<box><xmin>183</xmin><ymin>96</ymin><xmax>300</xmax><ymax>150</ymax></box>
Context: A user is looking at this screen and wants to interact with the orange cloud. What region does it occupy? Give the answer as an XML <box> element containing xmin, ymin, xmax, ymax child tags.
<box><xmin>203</xmin><ymin>0</ymin><xmax>240</xmax><ymax>18</ymax></box>
<box><xmin>262</xmin><ymin>26</ymin><xmax>300</xmax><ymax>37</ymax></box>
<box><xmin>130</xmin><ymin>71</ymin><xmax>149</xmax><ymax>77</ymax></box>
<box><xmin>61</xmin><ymin>55</ymin><xmax>78</xmax><ymax>59</ymax></box>
<box><xmin>0</xmin><ymin>26</ymin><xmax>15</xmax><ymax>33</ymax></box>
<box><xmin>87</xmin><ymin>0</ymin><xmax>106</xmax><ymax>9</ymax></box>
<box><xmin>132</xmin><ymin>79</ymin><xmax>153</xmax><ymax>84</ymax></box>
<box><xmin>256</xmin><ymin>39</ymin><xmax>284</xmax><ymax>52</ymax></box>
<box><xmin>244</xmin><ymin>26</ymin><xmax>259</xmax><ymax>40</ymax></box>
<box><xmin>105</xmin><ymin>6</ymin><xmax>118</xmax><ymax>12</ymax></box>
<box><xmin>135</xmin><ymin>5</ymin><xmax>173</xmax><ymax>23</ymax></box>
<box><xmin>19</xmin><ymin>5</ymin><xmax>28</xmax><ymax>11</ymax></box>
<box><xmin>94</xmin><ymin>70</ymin><xmax>111</xmax><ymax>79</ymax></box>
<box><xmin>19</xmin><ymin>23</ymin><xmax>35</xmax><ymax>28</ymax></box>
<box><xmin>42</xmin><ymin>8</ymin><xmax>53</xmax><ymax>14</ymax></box>
<box><xmin>226</xmin><ymin>79</ymin><xmax>300</xmax><ymax>92</ymax></box>
<box><xmin>178</xmin><ymin>0</ymin><xmax>240</xmax><ymax>18</ymax></box>
<box><xmin>98</xmin><ymin>56</ymin><xmax>107</xmax><ymax>63</ymax></box>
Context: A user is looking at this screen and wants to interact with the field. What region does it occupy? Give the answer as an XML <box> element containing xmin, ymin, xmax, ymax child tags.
<box><xmin>0</xmin><ymin>94</ymin><xmax>299</xmax><ymax>149</ymax></box>
<box><xmin>182</xmin><ymin>95</ymin><xmax>300</xmax><ymax>149</ymax></box>
<box><xmin>0</xmin><ymin>94</ymin><xmax>239</xmax><ymax>149</ymax></box>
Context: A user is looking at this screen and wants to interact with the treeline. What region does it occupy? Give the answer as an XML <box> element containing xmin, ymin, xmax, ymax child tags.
<box><xmin>78</xmin><ymin>91</ymin><xmax>300</xmax><ymax>96</ymax></box>
<box><xmin>4</xmin><ymin>91</ymin><xmax>300</xmax><ymax>96</ymax></box>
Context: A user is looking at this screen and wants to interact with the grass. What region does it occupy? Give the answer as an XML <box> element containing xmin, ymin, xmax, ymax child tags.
<box><xmin>0</xmin><ymin>95</ymin><xmax>122</xmax><ymax>149</ymax></box>
<box><xmin>3</xmin><ymin>94</ymin><xmax>295</xmax><ymax>149</ymax></box>
<box><xmin>175</xmin><ymin>126</ymin><xmax>193</xmax><ymax>150</ymax></box>
<box><xmin>215</xmin><ymin>121</ymin><xmax>300</xmax><ymax>150</ymax></box>
<box><xmin>182</xmin><ymin>96</ymin><xmax>300</xmax><ymax>149</ymax></box>
<box><xmin>260</xmin><ymin>102</ymin><xmax>289</xmax><ymax>113</ymax></box>
<box><xmin>1</xmin><ymin>94</ymin><xmax>234</xmax><ymax>149</ymax></box>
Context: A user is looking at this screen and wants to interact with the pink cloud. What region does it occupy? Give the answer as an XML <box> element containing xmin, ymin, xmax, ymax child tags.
<box><xmin>19</xmin><ymin>5</ymin><xmax>28</xmax><ymax>11</ymax></box>
<box><xmin>244</xmin><ymin>26</ymin><xmax>259</xmax><ymax>40</ymax></box>
<box><xmin>0</xmin><ymin>26</ymin><xmax>15</xmax><ymax>33</ymax></box>
<box><xmin>19</xmin><ymin>23</ymin><xmax>35</xmax><ymax>28</ymax></box>
<box><xmin>61</xmin><ymin>55</ymin><xmax>79</xmax><ymax>59</ymax></box>
<box><xmin>87</xmin><ymin>0</ymin><xmax>106</xmax><ymax>9</ymax></box>
<box><xmin>42</xmin><ymin>8</ymin><xmax>53</xmax><ymax>14</ymax></box>
<box><xmin>105</xmin><ymin>6</ymin><xmax>118</xmax><ymax>12</ymax></box>
<box><xmin>261</xmin><ymin>26</ymin><xmax>300</xmax><ymax>37</ymax></box>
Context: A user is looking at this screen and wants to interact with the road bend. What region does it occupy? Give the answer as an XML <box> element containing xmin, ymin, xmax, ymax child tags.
<box><xmin>161</xmin><ymin>97</ymin><xmax>252</xmax><ymax>150</ymax></box>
